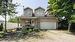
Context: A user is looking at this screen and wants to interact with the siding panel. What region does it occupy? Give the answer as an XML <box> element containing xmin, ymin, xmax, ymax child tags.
<box><xmin>40</xmin><ymin>22</ymin><xmax>56</xmax><ymax>29</ymax></box>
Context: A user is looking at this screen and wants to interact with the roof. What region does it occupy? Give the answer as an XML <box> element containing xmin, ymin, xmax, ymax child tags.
<box><xmin>20</xmin><ymin>15</ymin><xmax>58</xmax><ymax>20</ymax></box>
<box><xmin>20</xmin><ymin>16</ymin><xmax>37</xmax><ymax>19</ymax></box>
<box><xmin>38</xmin><ymin>16</ymin><xmax>57</xmax><ymax>19</ymax></box>
<box><xmin>24</xmin><ymin>7</ymin><xmax>33</xmax><ymax>11</ymax></box>
<box><xmin>20</xmin><ymin>16</ymin><xmax>58</xmax><ymax>22</ymax></box>
<box><xmin>35</xmin><ymin>7</ymin><xmax>45</xmax><ymax>11</ymax></box>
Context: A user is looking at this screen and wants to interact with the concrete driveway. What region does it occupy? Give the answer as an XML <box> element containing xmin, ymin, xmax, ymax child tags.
<box><xmin>0</xmin><ymin>30</ymin><xmax>75</xmax><ymax>42</ymax></box>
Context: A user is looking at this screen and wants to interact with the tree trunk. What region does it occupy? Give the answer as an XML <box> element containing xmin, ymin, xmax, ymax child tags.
<box><xmin>18</xmin><ymin>18</ymin><xmax>19</xmax><ymax>28</ymax></box>
<box><xmin>4</xmin><ymin>14</ymin><xmax>7</xmax><ymax>32</ymax></box>
<box><xmin>68</xmin><ymin>23</ymin><xmax>71</xmax><ymax>32</ymax></box>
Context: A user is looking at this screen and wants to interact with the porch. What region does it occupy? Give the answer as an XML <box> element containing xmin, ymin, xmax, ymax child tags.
<box><xmin>20</xmin><ymin>17</ymin><xmax>40</xmax><ymax>29</ymax></box>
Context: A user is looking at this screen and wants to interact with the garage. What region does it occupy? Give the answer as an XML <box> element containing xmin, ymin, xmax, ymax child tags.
<box><xmin>40</xmin><ymin>22</ymin><xmax>57</xmax><ymax>29</ymax></box>
<box><xmin>39</xmin><ymin>17</ymin><xmax>58</xmax><ymax>29</ymax></box>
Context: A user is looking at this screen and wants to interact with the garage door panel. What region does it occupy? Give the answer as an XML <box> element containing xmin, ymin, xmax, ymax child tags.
<box><xmin>40</xmin><ymin>22</ymin><xmax>56</xmax><ymax>29</ymax></box>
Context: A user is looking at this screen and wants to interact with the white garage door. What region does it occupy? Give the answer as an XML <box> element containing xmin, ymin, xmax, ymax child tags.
<box><xmin>40</xmin><ymin>22</ymin><xmax>56</xmax><ymax>29</ymax></box>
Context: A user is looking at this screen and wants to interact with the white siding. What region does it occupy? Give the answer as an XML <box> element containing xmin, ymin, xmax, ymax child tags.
<box><xmin>24</xmin><ymin>9</ymin><xmax>33</xmax><ymax>17</ymax></box>
<box><xmin>35</xmin><ymin>9</ymin><xmax>45</xmax><ymax>17</ymax></box>
<box><xmin>40</xmin><ymin>22</ymin><xmax>56</xmax><ymax>29</ymax></box>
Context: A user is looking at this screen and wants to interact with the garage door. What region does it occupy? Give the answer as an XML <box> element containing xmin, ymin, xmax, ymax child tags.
<box><xmin>40</xmin><ymin>22</ymin><xmax>56</xmax><ymax>29</ymax></box>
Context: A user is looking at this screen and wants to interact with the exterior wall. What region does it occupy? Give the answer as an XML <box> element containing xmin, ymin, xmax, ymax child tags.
<box><xmin>24</xmin><ymin>9</ymin><xmax>33</xmax><ymax>17</ymax></box>
<box><xmin>20</xmin><ymin>17</ymin><xmax>58</xmax><ymax>29</ymax></box>
<box><xmin>34</xmin><ymin>8</ymin><xmax>45</xmax><ymax>17</ymax></box>
<box><xmin>40</xmin><ymin>18</ymin><xmax>57</xmax><ymax>22</ymax></box>
<box><xmin>20</xmin><ymin>19</ymin><xmax>27</xmax><ymax>27</ymax></box>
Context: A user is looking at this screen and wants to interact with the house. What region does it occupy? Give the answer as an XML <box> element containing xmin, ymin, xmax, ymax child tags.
<box><xmin>20</xmin><ymin>7</ymin><xmax>58</xmax><ymax>29</ymax></box>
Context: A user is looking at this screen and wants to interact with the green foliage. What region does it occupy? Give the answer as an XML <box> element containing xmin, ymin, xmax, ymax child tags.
<box><xmin>0</xmin><ymin>31</ymin><xmax>4</xmax><ymax>37</ymax></box>
<box><xmin>71</xmin><ymin>15</ymin><xmax>75</xmax><ymax>20</ymax></box>
<box><xmin>48</xmin><ymin>0</ymin><xmax>73</xmax><ymax>20</ymax></box>
<box><xmin>70</xmin><ymin>14</ymin><xmax>75</xmax><ymax>23</ymax></box>
<box><xmin>0</xmin><ymin>0</ymin><xmax>3</xmax><ymax>15</ymax></box>
<box><xmin>0</xmin><ymin>0</ymin><xmax>16</xmax><ymax>16</ymax></box>
<box><xmin>0</xmin><ymin>0</ymin><xmax>17</xmax><ymax>32</ymax></box>
<box><xmin>22</xmin><ymin>28</ymin><xmax>33</xmax><ymax>34</ymax></box>
<box><xmin>8</xmin><ymin>17</ymin><xmax>19</xmax><ymax>23</ymax></box>
<box><xmin>8</xmin><ymin>3</ymin><xmax>16</xmax><ymax>16</ymax></box>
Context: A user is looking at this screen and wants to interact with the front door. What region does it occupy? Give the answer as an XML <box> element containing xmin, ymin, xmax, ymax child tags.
<box><xmin>25</xmin><ymin>19</ymin><xmax>37</xmax><ymax>28</ymax></box>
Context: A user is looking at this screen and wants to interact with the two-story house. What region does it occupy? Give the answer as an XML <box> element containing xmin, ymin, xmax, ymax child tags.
<box><xmin>20</xmin><ymin>7</ymin><xmax>58</xmax><ymax>29</ymax></box>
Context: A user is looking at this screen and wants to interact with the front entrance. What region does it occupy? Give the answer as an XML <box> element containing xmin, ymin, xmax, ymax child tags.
<box><xmin>22</xmin><ymin>18</ymin><xmax>38</xmax><ymax>29</ymax></box>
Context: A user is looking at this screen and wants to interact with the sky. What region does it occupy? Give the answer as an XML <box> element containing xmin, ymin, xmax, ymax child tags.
<box><xmin>12</xmin><ymin>0</ymin><xmax>48</xmax><ymax>16</ymax></box>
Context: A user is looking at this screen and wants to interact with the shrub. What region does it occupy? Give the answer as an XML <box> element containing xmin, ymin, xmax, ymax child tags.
<box><xmin>0</xmin><ymin>31</ymin><xmax>4</xmax><ymax>38</ymax></box>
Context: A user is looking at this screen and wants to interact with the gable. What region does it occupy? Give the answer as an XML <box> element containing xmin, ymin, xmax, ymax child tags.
<box><xmin>24</xmin><ymin>7</ymin><xmax>33</xmax><ymax>17</ymax></box>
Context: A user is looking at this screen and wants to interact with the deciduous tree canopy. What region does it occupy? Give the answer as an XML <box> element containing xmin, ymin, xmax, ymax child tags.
<box><xmin>0</xmin><ymin>0</ymin><xmax>16</xmax><ymax>16</ymax></box>
<box><xmin>48</xmin><ymin>0</ymin><xmax>74</xmax><ymax>21</ymax></box>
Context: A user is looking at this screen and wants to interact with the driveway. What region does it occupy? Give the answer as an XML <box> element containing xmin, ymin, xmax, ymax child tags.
<box><xmin>0</xmin><ymin>30</ymin><xmax>75</xmax><ymax>42</ymax></box>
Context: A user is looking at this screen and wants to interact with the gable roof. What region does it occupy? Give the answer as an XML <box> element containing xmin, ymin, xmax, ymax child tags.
<box><xmin>24</xmin><ymin>7</ymin><xmax>33</xmax><ymax>11</ymax></box>
<box><xmin>35</xmin><ymin>7</ymin><xmax>45</xmax><ymax>11</ymax></box>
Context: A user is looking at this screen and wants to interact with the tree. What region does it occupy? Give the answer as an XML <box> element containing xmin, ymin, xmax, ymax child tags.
<box><xmin>70</xmin><ymin>15</ymin><xmax>75</xmax><ymax>22</ymax></box>
<box><xmin>0</xmin><ymin>0</ymin><xmax>16</xmax><ymax>32</ymax></box>
<box><xmin>48</xmin><ymin>0</ymin><xmax>73</xmax><ymax>20</ymax></box>
<box><xmin>0</xmin><ymin>0</ymin><xmax>3</xmax><ymax>15</ymax></box>
<box><xmin>48</xmin><ymin>0</ymin><xmax>74</xmax><ymax>30</ymax></box>
<box><xmin>68</xmin><ymin>14</ymin><xmax>75</xmax><ymax>31</ymax></box>
<box><xmin>8</xmin><ymin>17</ymin><xmax>19</xmax><ymax>23</ymax></box>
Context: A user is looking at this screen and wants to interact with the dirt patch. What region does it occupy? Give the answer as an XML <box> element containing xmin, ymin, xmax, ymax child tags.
<box><xmin>0</xmin><ymin>30</ymin><xmax>75</xmax><ymax>42</ymax></box>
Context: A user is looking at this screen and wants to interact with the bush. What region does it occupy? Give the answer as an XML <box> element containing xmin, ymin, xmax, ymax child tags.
<box><xmin>0</xmin><ymin>31</ymin><xmax>4</xmax><ymax>38</ymax></box>
<box><xmin>22</xmin><ymin>28</ymin><xmax>33</xmax><ymax>34</ymax></box>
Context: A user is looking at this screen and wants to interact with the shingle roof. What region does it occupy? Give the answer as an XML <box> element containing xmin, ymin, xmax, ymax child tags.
<box><xmin>35</xmin><ymin>7</ymin><xmax>45</xmax><ymax>11</ymax></box>
<box><xmin>24</xmin><ymin>7</ymin><xmax>33</xmax><ymax>10</ymax></box>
